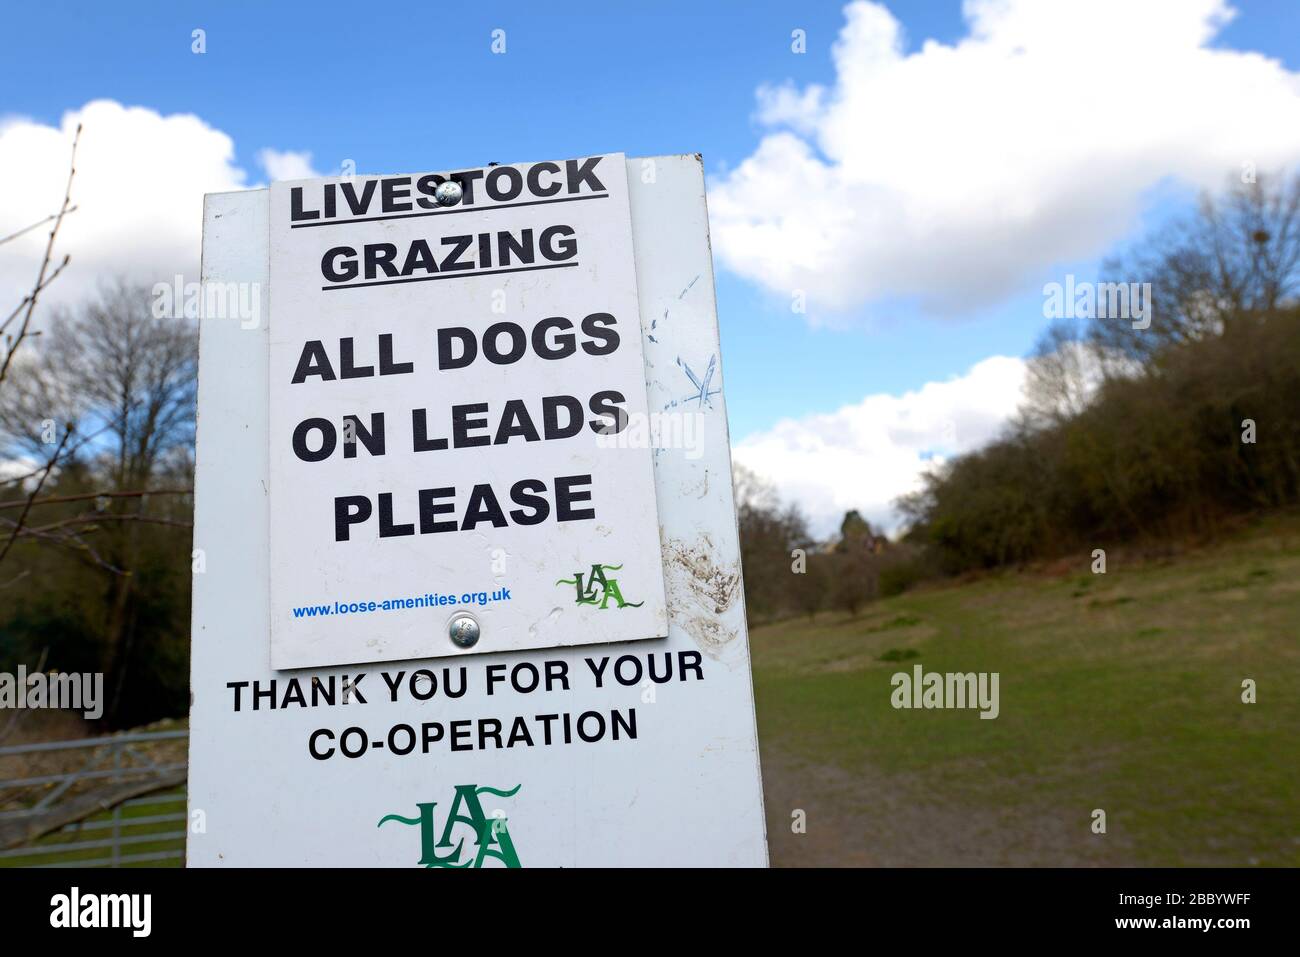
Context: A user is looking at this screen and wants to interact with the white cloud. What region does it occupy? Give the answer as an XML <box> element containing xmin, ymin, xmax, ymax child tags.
<box><xmin>0</xmin><ymin>453</ymin><xmax>41</xmax><ymax>489</ymax></box>
<box><xmin>754</xmin><ymin>83</ymin><xmax>825</xmax><ymax>135</ymax></box>
<box><xmin>732</xmin><ymin>355</ymin><xmax>1027</xmax><ymax>537</ymax></box>
<box><xmin>258</xmin><ymin>148</ymin><xmax>320</xmax><ymax>182</ymax></box>
<box><xmin>710</xmin><ymin>0</ymin><xmax>1300</xmax><ymax>318</ymax></box>
<box><xmin>0</xmin><ymin>100</ymin><xmax>310</xmax><ymax>310</ymax></box>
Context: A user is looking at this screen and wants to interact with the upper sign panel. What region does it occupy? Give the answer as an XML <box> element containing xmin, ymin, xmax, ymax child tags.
<box><xmin>267</xmin><ymin>153</ymin><xmax>667</xmax><ymax>669</ymax></box>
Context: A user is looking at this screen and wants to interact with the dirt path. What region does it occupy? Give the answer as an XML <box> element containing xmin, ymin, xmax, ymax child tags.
<box><xmin>761</xmin><ymin>744</ymin><xmax>1129</xmax><ymax>867</ymax></box>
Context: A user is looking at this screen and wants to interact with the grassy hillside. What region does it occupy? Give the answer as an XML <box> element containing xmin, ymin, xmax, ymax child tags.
<box><xmin>752</xmin><ymin>511</ymin><xmax>1300</xmax><ymax>867</ymax></box>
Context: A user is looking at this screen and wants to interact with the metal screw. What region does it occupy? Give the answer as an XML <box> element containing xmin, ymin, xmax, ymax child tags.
<box><xmin>449</xmin><ymin>614</ymin><xmax>480</xmax><ymax>648</ymax></box>
<box><xmin>434</xmin><ymin>180</ymin><xmax>463</xmax><ymax>207</ymax></box>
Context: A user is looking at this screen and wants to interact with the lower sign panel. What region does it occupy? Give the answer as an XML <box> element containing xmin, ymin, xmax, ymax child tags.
<box><xmin>189</xmin><ymin>155</ymin><xmax>767</xmax><ymax>867</ymax></box>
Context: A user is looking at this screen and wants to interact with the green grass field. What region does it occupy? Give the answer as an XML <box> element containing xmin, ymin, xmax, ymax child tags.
<box><xmin>752</xmin><ymin>511</ymin><xmax>1300</xmax><ymax>867</ymax></box>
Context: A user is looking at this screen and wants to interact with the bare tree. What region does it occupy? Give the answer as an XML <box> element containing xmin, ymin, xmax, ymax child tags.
<box><xmin>1020</xmin><ymin>316</ymin><xmax>1100</xmax><ymax>430</ymax></box>
<box><xmin>2</xmin><ymin>282</ymin><xmax>198</xmax><ymax>484</ymax></box>
<box><xmin>732</xmin><ymin>463</ymin><xmax>814</xmax><ymax>622</ymax></box>
<box><xmin>1091</xmin><ymin>171</ymin><xmax>1300</xmax><ymax>367</ymax></box>
<box><xmin>0</xmin><ymin>281</ymin><xmax>197</xmax><ymax>721</ymax></box>
<box><xmin>733</xmin><ymin>462</ymin><xmax>780</xmax><ymax>513</ymax></box>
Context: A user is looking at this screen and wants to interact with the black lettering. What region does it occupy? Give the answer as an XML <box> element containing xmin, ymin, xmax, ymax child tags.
<box><xmin>539</xmin><ymin>225</ymin><xmax>577</xmax><ymax>261</ymax></box>
<box><xmin>438</xmin><ymin>328</ymin><xmax>477</xmax><ymax>369</ymax></box>
<box><xmin>309</xmin><ymin>729</ymin><xmax>335</xmax><ymax>759</ymax></box>
<box><xmin>495</xmin><ymin>399</ymin><xmax>541</xmax><ymax>444</ymax></box>
<box><xmin>565</xmin><ymin>157</ymin><xmax>606</xmax><ymax>194</ymax></box>
<box><xmin>290</xmin><ymin>187</ymin><xmax>320</xmax><ymax>222</ymax></box>
<box><xmin>292</xmin><ymin>340</ymin><xmax>336</xmax><ymax>383</ymax></box>
<box><xmin>498</xmin><ymin>229</ymin><xmax>534</xmax><ymax>266</ymax></box>
<box><xmin>509</xmin><ymin>479</ymin><xmax>550</xmax><ymax>525</ymax></box>
<box><xmin>440</xmin><ymin>235</ymin><xmax>474</xmax><ymax>271</ymax></box>
<box><xmin>293</xmin><ymin>418</ymin><xmax>337</xmax><ymax>462</ymax></box>
<box><xmin>339</xmin><ymin>338</ymin><xmax>374</xmax><ymax>379</ymax></box>
<box><xmin>679</xmin><ymin>650</ymin><xmax>704</xmax><ymax>682</ymax></box>
<box><xmin>543</xmin><ymin>395</ymin><xmax>585</xmax><ymax>439</ymax></box>
<box><xmin>555</xmin><ymin>474</ymin><xmax>595</xmax><ymax>522</ymax></box>
<box><xmin>532</xmin><ymin>316</ymin><xmax>575</xmax><ymax>359</ymax></box>
<box><xmin>526</xmin><ymin>162</ymin><xmax>562</xmax><ymax>197</ymax></box>
<box><xmin>401</xmin><ymin>239</ymin><xmax>438</xmax><ymax>276</ymax></box>
<box><xmin>581</xmin><ymin>313</ymin><xmax>619</xmax><ymax>355</ymax></box>
<box><xmin>321</xmin><ymin>247</ymin><xmax>358</xmax><ymax>283</ymax></box>
<box><xmin>415</xmin><ymin>174</ymin><xmax>440</xmax><ymax>209</ymax></box>
<box><xmin>335</xmin><ymin>495</ymin><xmax>372</xmax><ymax>541</ymax></box>
<box><xmin>343</xmin><ymin>413</ymin><xmax>384</xmax><ymax>458</ymax></box>
<box><xmin>411</xmin><ymin>409</ymin><xmax>449</xmax><ymax>451</ymax></box>
<box><xmin>382</xmin><ymin>176</ymin><xmax>412</xmax><ymax>213</ymax></box>
<box><xmin>449</xmin><ymin>169</ymin><xmax>484</xmax><ymax>204</ymax></box>
<box><xmin>588</xmin><ymin>391</ymin><xmax>628</xmax><ymax>434</ymax></box>
<box><xmin>378</xmin><ymin>492</ymin><xmax>415</xmax><ymax>537</ymax></box>
<box><xmin>365</xmin><ymin>244</ymin><xmax>399</xmax><ymax>279</ymax></box>
<box><xmin>452</xmin><ymin>403</ymin><xmax>491</xmax><ymax>447</ymax></box>
<box><xmin>378</xmin><ymin>334</ymin><xmax>414</xmax><ymax>375</ymax></box>
<box><xmin>339</xmin><ymin>727</ymin><xmax>368</xmax><ymax>758</ymax></box>
<box><xmin>483</xmin><ymin>322</ymin><xmax>526</xmax><ymax>364</ymax></box>
<box><xmin>418</xmin><ymin>487</ymin><xmax>458</xmax><ymax>533</ymax></box>
<box><xmin>461</xmin><ymin>484</ymin><xmax>508</xmax><ymax>530</ymax></box>
<box><xmin>340</xmin><ymin>179</ymin><xmax>377</xmax><ymax>216</ymax></box>
<box><xmin>486</xmin><ymin>165</ymin><xmax>524</xmax><ymax>202</ymax></box>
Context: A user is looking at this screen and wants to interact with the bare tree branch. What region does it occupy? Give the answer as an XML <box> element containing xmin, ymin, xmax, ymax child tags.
<box><xmin>0</xmin><ymin>427</ymin><xmax>72</xmax><ymax>565</ymax></box>
<box><xmin>0</xmin><ymin>206</ymin><xmax>79</xmax><ymax>248</ymax></box>
<box><xmin>0</xmin><ymin>647</ymin><xmax>47</xmax><ymax>744</ymax></box>
<box><xmin>0</xmin><ymin>514</ymin><xmax>127</xmax><ymax>575</ymax></box>
<box><xmin>0</xmin><ymin>122</ymin><xmax>81</xmax><ymax>385</ymax></box>
<box><xmin>0</xmin><ymin>487</ymin><xmax>191</xmax><ymax>512</ymax></box>
<box><xmin>0</xmin><ymin>256</ymin><xmax>71</xmax><ymax>337</ymax></box>
<box><xmin>20</xmin><ymin>513</ymin><xmax>194</xmax><ymax>535</ymax></box>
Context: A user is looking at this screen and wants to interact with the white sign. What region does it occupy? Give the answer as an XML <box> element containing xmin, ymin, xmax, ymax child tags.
<box><xmin>190</xmin><ymin>155</ymin><xmax>767</xmax><ymax>867</ymax></box>
<box><xmin>267</xmin><ymin>154</ymin><xmax>667</xmax><ymax>669</ymax></box>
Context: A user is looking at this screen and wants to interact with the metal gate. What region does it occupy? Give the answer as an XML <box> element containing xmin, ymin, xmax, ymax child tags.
<box><xmin>0</xmin><ymin>729</ymin><xmax>187</xmax><ymax>867</ymax></box>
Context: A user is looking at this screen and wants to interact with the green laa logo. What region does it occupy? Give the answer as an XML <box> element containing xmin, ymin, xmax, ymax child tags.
<box><xmin>557</xmin><ymin>563</ymin><xmax>644</xmax><ymax>609</ymax></box>
<box><xmin>379</xmin><ymin>784</ymin><xmax>522</xmax><ymax>868</ymax></box>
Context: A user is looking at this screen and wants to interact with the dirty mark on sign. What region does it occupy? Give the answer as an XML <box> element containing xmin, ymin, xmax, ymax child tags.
<box><xmin>663</xmin><ymin>534</ymin><xmax>741</xmax><ymax>656</ymax></box>
<box><xmin>679</xmin><ymin>468</ymin><xmax>709</xmax><ymax>499</ymax></box>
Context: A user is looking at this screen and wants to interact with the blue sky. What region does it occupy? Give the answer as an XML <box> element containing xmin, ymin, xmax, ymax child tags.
<box><xmin>3</xmin><ymin>0</ymin><xmax>1300</xmax><ymax>532</ymax></box>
